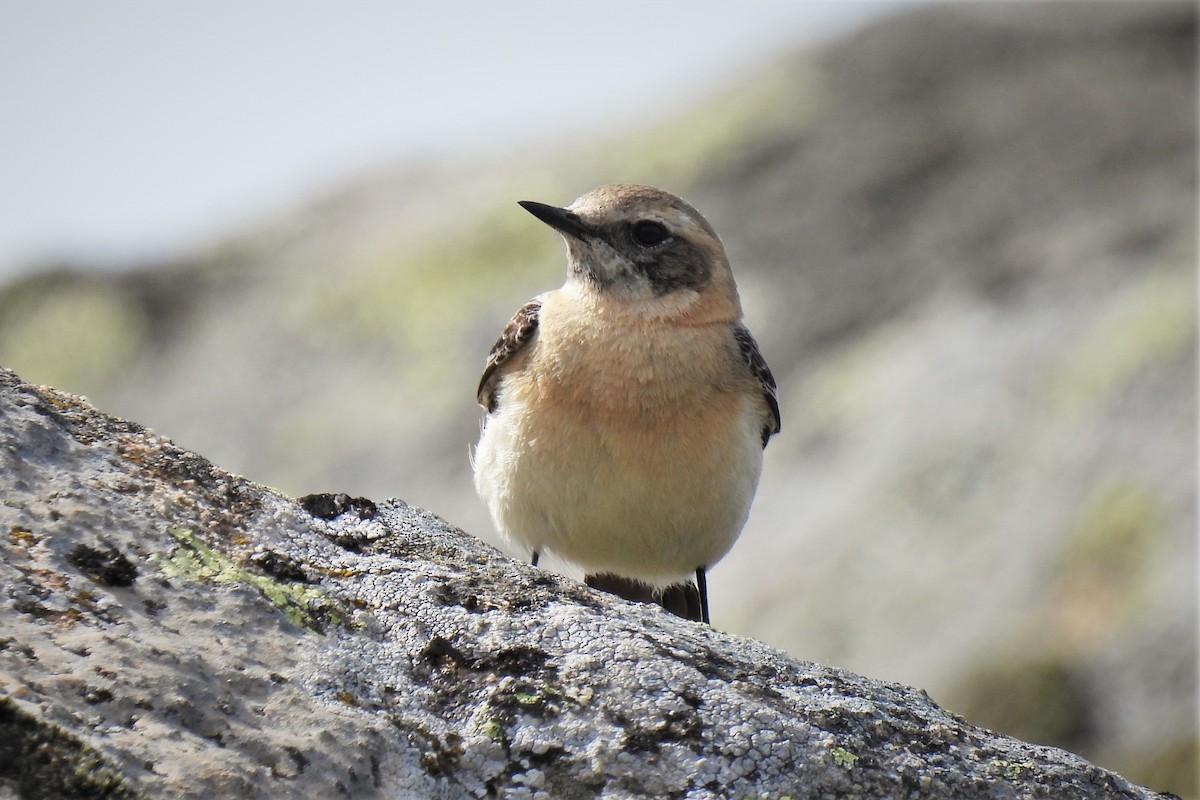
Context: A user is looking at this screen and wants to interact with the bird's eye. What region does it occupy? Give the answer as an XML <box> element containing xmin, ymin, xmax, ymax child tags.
<box><xmin>631</xmin><ymin>220</ymin><xmax>670</xmax><ymax>247</ymax></box>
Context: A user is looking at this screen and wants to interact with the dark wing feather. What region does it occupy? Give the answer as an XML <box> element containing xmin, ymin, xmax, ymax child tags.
<box><xmin>733</xmin><ymin>324</ymin><xmax>780</xmax><ymax>448</ymax></box>
<box><xmin>477</xmin><ymin>300</ymin><xmax>542</xmax><ymax>412</ymax></box>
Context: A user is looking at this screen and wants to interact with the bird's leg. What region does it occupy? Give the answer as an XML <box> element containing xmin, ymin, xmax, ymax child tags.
<box><xmin>530</xmin><ymin>550</ymin><xmax>540</xmax><ymax>568</ymax></box>
<box><xmin>696</xmin><ymin>567</ymin><xmax>710</xmax><ymax>625</ymax></box>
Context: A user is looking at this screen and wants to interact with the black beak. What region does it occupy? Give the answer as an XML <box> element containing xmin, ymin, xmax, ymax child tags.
<box><xmin>519</xmin><ymin>200</ymin><xmax>593</xmax><ymax>241</ymax></box>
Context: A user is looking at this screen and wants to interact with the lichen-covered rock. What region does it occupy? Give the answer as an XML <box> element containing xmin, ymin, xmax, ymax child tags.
<box><xmin>0</xmin><ymin>367</ymin><xmax>1180</xmax><ymax>799</ymax></box>
<box><xmin>0</xmin><ymin>6</ymin><xmax>1194</xmax><ymax>791</ymax></box>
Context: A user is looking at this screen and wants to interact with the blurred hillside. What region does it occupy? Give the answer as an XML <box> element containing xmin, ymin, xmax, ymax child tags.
<box><xmin>0</xmin><ymin>3</ymin><xmax>1194</xmax><ymax>796</ymax></box>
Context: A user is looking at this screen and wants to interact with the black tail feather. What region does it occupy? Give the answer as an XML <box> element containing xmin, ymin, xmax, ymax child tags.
<box><xmin>584</xmin><ymin>572</ymin><xmax>707</xmax><ymax>623</ymax></box>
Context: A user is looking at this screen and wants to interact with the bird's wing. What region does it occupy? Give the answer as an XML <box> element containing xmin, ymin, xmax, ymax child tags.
<box><xmin>733</xmin><ymin>324</ymin><xmax>781</xmax><ymax>448</ymax></box>
<box><xmin>477</xmin><ymin>299</ymin><xmax>542</xmax><ymax>412</ymax></box>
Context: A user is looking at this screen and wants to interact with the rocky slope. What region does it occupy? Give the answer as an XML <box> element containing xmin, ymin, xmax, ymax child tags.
<box><xmin>0</xmin><ymin>367</ymin><xmax>1183</xmax><ymax>798</ymax></box>
<box><xmin>0</xmin><ymin>3</ymin><xmax>1194</xmax><ymax>795</ymax></box>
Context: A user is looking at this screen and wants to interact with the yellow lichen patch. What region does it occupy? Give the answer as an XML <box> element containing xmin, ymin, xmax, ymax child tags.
<box><xmin>831</xmin><ymin>745</ymin><xmax>859</xmax><ymax>768</ymax></box>
<box><xmin>8</xmin><ymin>524</ymin><xmax>40</xmax><ymax>547</ymax></box>
<box><xmin>154</xmin><ymin>527</ymin><xmax>348</xmax><ymax>634</ymax></box>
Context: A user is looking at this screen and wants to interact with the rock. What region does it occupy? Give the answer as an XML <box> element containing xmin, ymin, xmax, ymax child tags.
<box><xmin>0</xmin><ymin>367</ymin><xmax>1179</xmax><ymax>798</ymax></box>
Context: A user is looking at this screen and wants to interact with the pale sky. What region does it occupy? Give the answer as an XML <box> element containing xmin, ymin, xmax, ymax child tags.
<box><xmin>0</xmin><ymin>1</ymin><xmax>901</xmax><ymax>277</ymax></box>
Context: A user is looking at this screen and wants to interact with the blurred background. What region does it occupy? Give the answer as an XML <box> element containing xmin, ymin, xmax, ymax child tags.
<box><xmin>0</xmin><ymin>2</ymin><xmax>1194</xmax><ymax>795</ymax></box>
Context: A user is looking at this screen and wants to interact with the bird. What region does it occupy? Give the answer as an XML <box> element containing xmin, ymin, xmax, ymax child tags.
<box><xmin>472</xmin><ymin>184</ymin><xmax>779</xmax><ymax>624</ymax></box>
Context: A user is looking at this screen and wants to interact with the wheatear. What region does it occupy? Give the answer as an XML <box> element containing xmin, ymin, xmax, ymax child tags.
<box><xmin>472</xmin><ymin>184</ymin><xmax>779</xmax><ymax>623</ymax></box>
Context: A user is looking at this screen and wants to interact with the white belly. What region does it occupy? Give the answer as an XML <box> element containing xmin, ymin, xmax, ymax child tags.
<box><xmin>473</xmin><ymin>393</ymin><xmax>763</xmax><ymax>585</ymax></box>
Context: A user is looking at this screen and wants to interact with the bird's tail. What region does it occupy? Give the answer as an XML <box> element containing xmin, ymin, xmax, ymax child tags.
<box><xmin>584</xmin><ymin>572</ymin><xmax>705</xmax><ymax>623</ymax></box>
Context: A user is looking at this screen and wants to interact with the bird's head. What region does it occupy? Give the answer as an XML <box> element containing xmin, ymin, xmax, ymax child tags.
<box><xmin>519</xmin><ymin>184</ymin><xmax>741</xmax><ymax>321</ymax></box>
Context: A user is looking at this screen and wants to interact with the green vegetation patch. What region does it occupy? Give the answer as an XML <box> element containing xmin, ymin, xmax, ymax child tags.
<box><xmin>1049</xmin><ymin>263</ymin><xmax>1195</xmax><ymax>415</ymax></box>
<box><xmin>1046</xmin><ymin>479</ymin><xmax>1169</xmax><ymax>645</ymax></box>
<box><xmin>155</xmin><ymin>527</ymin><xmax>347</xmax><ymax>634</ymax></box>
<box><xmin>292</xmin><ymin>200</ymin><xmax>556</xmax><ymax>415</ymax></box>
<box><xmin>586</xmin><ymin>58</ymin><xmax>821</xmax><ymax>188</ymax></box>
<box><xmin>1059</xmin><ymin>480</ymin><xmax>1167</xmax><ymax>584</ymax></box>
<box><xmin>949</xmin><ymin>658</ymin><xmax>1092</xmax><ymax>757</ymax></box>
<box><xmin>0</xmin><ymin>273</ymin><xmax>147</xmax><ymax>394</ymax></box>
<box><xmin>1117</xmin><ymin>733</ymin><xmax>1198</xmax><ymax>800</ymax></box>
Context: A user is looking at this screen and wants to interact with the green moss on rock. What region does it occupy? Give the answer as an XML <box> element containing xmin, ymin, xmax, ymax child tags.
<box><xmin>0</xmin><ymin>696</ymin><xmax>142</xmax><ymax>800</ymax></box>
